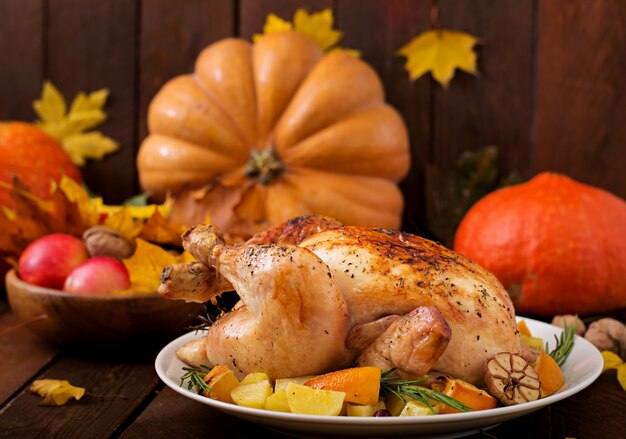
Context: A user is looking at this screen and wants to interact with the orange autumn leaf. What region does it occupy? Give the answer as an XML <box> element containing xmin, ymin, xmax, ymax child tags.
<box><xmin>137</xmin><ymin>209</ymin><xmax>187</xmax><ymax>246</ymax></box>
<box><xmin>0</xmin><ymin>177</ymin><xmax>91</xmax><ymax>260</ymax></box>
<box><xmin>0</xmin><ymin>176</ymin><xmax>187</xmax><ymax>266</ymax></box>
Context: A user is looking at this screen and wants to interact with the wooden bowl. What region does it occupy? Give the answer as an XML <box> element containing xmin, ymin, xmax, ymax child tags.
<box><xmin>5</xmin><ymin>269</ymin><xmax>204</xmax><ymax>346</ymax></box>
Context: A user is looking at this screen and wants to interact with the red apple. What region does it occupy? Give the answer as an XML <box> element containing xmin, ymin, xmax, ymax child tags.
<box><xmin>18</xmin><ymin>233</ymin><xmax>88</xmax><ymax>289</ymax></box>
<box><xmin>63</xmin><ymin>256</ymin><xmax>131</xmax><ymax>294</ymax></box>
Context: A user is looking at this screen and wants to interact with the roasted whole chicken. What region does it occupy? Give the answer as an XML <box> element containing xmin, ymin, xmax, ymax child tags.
<box><xmin>159</xmin><ymin>215</ymin><xmax>520</xmax><ymax>385</ymax></box>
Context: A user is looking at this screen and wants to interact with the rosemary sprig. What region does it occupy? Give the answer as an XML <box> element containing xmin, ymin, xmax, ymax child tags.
<box><xmin>547</xmin><ymin>317</ymin><xmax>577</xmax><ymax>366</ymax></box>
<box><xmin>186</xmin><ymin>305</ymin><xmax>216</xmax><ymax>333</ymax></box>
<box><xmin>380</xmin><ymin>370</ymin><xmax>471</xmax><ymax>413</ymax></box>
<box><xmin>180</xmin><ymin>365</ymin><xmax>213</xmax><ymax>394</ymax></box>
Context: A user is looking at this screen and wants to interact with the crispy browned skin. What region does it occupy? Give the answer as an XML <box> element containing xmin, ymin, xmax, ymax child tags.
<box><xmin>357</xmin><ymin>305</ymin><xmax>451</xmax><ymax>378</ymax></box>
<box><xmin>246</xmin><ymin>214</ymin><xmax>342</xmax><ymax>245</ymax></box>
<box><xmin>300</xmin><ymin>225</ymin><xmax>520</xmax><ymax>384</ymax></box>
<box><xmin>161</xmin><ymin>215</ymin><xmax>520</xmax><ymax>385</ymax></box>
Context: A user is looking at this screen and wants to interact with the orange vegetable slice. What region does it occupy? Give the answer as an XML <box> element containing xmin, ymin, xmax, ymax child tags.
<box><xmin>303</xmin><ymin>366</ymin><xmax>381</xmax><ymax>405</ymax></box>
<box><xmin>517</xmin><ymin>319</ymin><xmax>532</xmax><ymax>337</ymax></box>
<box><xmin>435</xmin><ymin>377</ymin><xmax>497</xmax><ymax>414</ymax></box>
<box><xmin>534</xmin><ymin>352</ymin><xmax>564</xmax><ymax>397</ymax></box>
<box><xmin>202</xmin><ymin>365</ymin><xmax>240</xmax><ymax>403</ymax></box>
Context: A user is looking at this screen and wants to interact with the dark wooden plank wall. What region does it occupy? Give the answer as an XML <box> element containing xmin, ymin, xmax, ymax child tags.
<box><xmin>1</xmin><ymin>0</ymin><xmax>624</xmax><ymax>234</ymax></box>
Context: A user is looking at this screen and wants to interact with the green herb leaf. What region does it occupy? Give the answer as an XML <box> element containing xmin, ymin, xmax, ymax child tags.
<box><xmin>180</xmin><ymin>364</ymin><xmax>213</xmax><ymax>394</ymax></box>
<box><xmin>380</xmin><ymin>369</ymin><xmax>471</xmax><ymax>413</ymax></box>
<box><xmin>547</xmin><ymin>318</ymin><xmax>577</xmax><ymax>366</ymax></box>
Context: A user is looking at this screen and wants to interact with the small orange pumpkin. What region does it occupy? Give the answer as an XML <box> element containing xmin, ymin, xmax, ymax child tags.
<box><xmin>0</xmin><ymin>122</ymin><xmax>82</xmax><ymax>206</ymax></box>
<box><xmin>454</xmin><ymin>172</ymin><xmax>626</xmax><ymax>316</ymax></box>
<box><xmin>137</xmin><ymin>31</ymin><xmax>410</xmax><ymax>239</ymax></box>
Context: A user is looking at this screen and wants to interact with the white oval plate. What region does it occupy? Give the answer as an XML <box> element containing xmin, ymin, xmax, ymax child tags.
<box><xmin>155</xmin><ymin>317</ymin><xmax>603</xmax><ymax>438</ymax></box>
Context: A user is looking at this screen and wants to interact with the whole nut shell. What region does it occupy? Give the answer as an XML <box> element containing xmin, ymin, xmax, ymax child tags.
<box><xmin>83</xmin><ymin>226</ymin><xmax>136</xmax><ymax>259</ymax></box>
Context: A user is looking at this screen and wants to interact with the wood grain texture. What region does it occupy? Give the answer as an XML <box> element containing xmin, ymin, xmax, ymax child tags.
<box><xmin>336</xmin><ymin>0</ymin><xmax>432</xmax><ymax>235</ymax></box>
<box><xmin>46</xmin><ymin>0</ymin><xmax>139</xmax><ymax>203</ymax></box>
<box><xmin>535</xmin><ymin>0</ymin><xmax>626</xmax><ymax>198</ymax></box>
<box><xmin>550</xmin><ymin>371</ymin><xmax>626</xmax><ymax>439</ymax></box>
<box><xmin>137</xmin><ymin>0</ymin><xmax>235</xmax><ymax>144</ymax></box>
<box><xmin>0</xmin><ymin>309</ymin><xmax>58</xmax><ymax>406</ymax></box>
<box><xmin>432</xmin><ymin>0</ymin><xmax>535</xmax><ymax>176</ymax></box>
<box><xmin>0</xmin><ymin>349</ymin><xmax>160</xmax><ymax>438</ymax></box>
<box><xmin>119</xmin><ymin>387</ymin><xmax>285</xmax><ymax>439</ymax></box>
<box><xmin>0</xmin><ymin>0</ymin><xmax>44</xmax><ymax>121</ymax></box>
<box><xmin>238</xmin><ymin>0</ymin><xmax>332</xmax><ymax>39</ymax></box>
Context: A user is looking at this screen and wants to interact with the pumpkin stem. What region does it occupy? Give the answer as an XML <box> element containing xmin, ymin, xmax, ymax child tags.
<box><xmin>244</xmin><ymin>147</ymin><xmax>284</xmax><ymax>185</ymax></box>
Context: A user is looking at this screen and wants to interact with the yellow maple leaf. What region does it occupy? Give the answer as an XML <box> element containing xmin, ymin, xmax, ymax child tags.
<box><xmin>55</xmin><ymin>175</ymin><xmax>101</xmax><ymax>226</ymax></box>
<box><xmin>253</xmin><ymin>13</ymin><xmax>292</xmax><ymax>42</ymax></box>
<box><xmin>602</xmin><ymin>351</ymin><xmax>623</xmax><ymax>372</ymax></box>
<box><xmin>33</xmin><ymin>81</ymin><xmax>119</xmax><ymax>166</ymax></box>
<box><xmin>120</xmin><ymin>238</ymin><xmax>192</xmax><ymax>294</ymax></box>
<box><xmin>30</xmin><ymin>379</ymin><xmax>85</xmax><ymax>406</ymax></box>
<box><xmin>398</xmin><ymin>29</ymin><xmax>479</xmax><ymax>88</ymax></box>
<box><xmin>293</xmin><ymin>8</ymin><xmax>341</xmax><ymax>51</ymax></box>
<box><xmin>601</xmin><ymin>351</ymin><xmax>626</xmax><ymax>392</ymax></box>
<box><xmin>253</xmin><ymin>8</ymin><xmax>357</xmax><ymax>55</ymax></box>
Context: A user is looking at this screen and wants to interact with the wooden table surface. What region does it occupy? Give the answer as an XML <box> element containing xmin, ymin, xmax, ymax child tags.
<box><xmin>1</xmin><ymin>296</ymin><xmax>624</xmax><ymax>439</ymax></box>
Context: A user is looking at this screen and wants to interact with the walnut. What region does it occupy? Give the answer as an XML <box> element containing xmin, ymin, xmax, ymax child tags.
<box><xmin>551</xmin><ymin>315</ymin><xmax>586</xmax><ymax>336</ymax></box>
<box><xmin>82</xmin><ymin>226</ymin><xmax>136</xmax><ymax>259</ymax></box>
<box><xmin>584</xmin><ymin>318</ymin><xmax>626</xmax><ymax>358</ymax></box>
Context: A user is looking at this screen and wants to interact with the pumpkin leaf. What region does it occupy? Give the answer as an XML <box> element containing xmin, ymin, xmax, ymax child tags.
<box><xmin>119</xmin><ymin>238</ymin><xmax>191</xmax><ymax>294</ymax></box>
<box><xmin>254</xmin><ymin>8</ymin><xmax>357</xmax><ymax>55</ymax></box>
<box><xmin>33</xmin><ymin>81</ymin><xmax>119</xmax><ymax>166</ymax></box>
<box><xmin>30</xmin><ymin>379</ymin><xmax>85</xmax><ymax>406</ymax></box>
<box><xmin>398</xmin><ymin>30</ymin><xmax>479</xmax><ymax>88</ymax></box>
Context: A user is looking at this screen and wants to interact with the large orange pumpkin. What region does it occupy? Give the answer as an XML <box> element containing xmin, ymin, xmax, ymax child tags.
<box><xmin>137</xmin><ymin>31</ymin><xmax>410</xmax><ymax>239</ymax></box>
<box><xmin>454</xmin><ymin>172</ymin><xmax>626</xmax><ymax>317</ymax></box>
<box><xmin>0</xmin><ymin>122</ymin><xmax>82</xmax><ymax>206</ymax></box>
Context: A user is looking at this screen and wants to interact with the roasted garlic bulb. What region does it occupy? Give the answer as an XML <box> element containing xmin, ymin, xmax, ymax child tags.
<box><xmin>484</xmin><ymin>352</ymin><xmax>541</xmax><ymax>406</ymax></box>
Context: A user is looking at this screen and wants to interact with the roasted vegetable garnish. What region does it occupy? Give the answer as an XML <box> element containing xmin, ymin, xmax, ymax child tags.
<box><xmin>380</xmin><ymin>369</ymin><xmax>471</xmax><ymax>413</ymax></box>
<box><xmin>547</xmin><ymin>320</ymin><xmax>576</xmax><ymax>366</ymax></box>
<box><xmin>180</xmin><ymin>364</ymin><xmax>212</xmax><ymax>394</ymax></box>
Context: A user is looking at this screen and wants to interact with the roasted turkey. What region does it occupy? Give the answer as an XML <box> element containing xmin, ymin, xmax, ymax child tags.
<box><xmin>159</xmin><ymin>215</ymin><xmax>520</xmax><ymax>385</ymax></box>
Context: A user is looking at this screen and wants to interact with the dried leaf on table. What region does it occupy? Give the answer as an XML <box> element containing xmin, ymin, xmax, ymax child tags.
<box><xmin>253</xmin><ymin>8</ymin><xmax>359</xmax><ymax>56</ymax></box>
<box><xmin>30</xmin><ymin>379</ymin><xmax>85</xmax><ymax>406</ymax></box>
<box><xmin>33</xmin><ymin>81</ymin><xmax>119</xmax><ymax>166</ymax></box>
<box><xmin>602</xmin><ymin>351</ymin><xmax>624</xmax><ymax>372</ymax></box>
<box><xmin>601</xmin><ymin>351</ymin><xmax>626</xmax><ymax>392</ymax></box>
<box><xmin>398</xmin><ymin>30</ymin><xmax>479</xmax><ymax>87</ymax></box>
